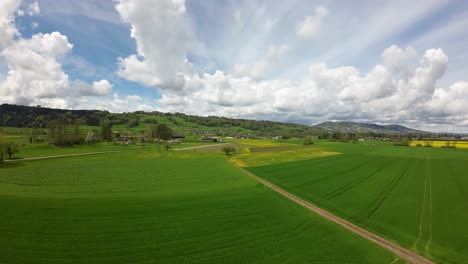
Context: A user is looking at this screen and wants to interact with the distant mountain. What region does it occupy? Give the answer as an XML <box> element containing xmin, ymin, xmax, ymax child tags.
<box><xmin>312</xmin><ymin>121</ymin><xmax>429</xmax><ymax>135</ymax></box>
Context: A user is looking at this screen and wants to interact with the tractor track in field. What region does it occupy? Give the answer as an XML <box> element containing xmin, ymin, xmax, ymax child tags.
<box><xmin>366</xmin><ymin>164</ymin><xmax>408</xmax><ymax>218</ymax></box>
<box><xmin>229</xmin><ymin>161</ymin><xmax>434</xmax><ymax>264</ymax></box>
<box><xmin>413</xmin><ymin>156</ymin><xmax>433</xmax><ymax>257</ymax></box>
<box><xmin>325</xmin><ymin>165</ymin><xmax>386</xmax><ymax>200</ymax></box>
<box><xmin>413</xmin><ymin>161</ymin><xmax>428</xmax><ymax>252</ymax></box>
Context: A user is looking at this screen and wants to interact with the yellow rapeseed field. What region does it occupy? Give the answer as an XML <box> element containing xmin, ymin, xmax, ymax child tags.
<box><xmin>410</xmin><ymin>140</ymin><xmax>468</xmax><ymax>149</ymax></box>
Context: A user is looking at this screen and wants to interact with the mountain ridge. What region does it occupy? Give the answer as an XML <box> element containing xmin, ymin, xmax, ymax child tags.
<box><xmin>313</xmin><ymin>121</ymin><xmax>428</xmax><ymax>134</ymax></box>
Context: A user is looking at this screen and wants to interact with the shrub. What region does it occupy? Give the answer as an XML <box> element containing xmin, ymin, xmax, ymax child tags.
<box><xmin>303</xmin><ymin>136</ymin><xmax>314</xmax><ymax>145</ymax></box>
<box><xmin>126</xmin><ymin>118</ymin><xmax>140</xmax><ymax>128</ymax></box>
<box><xmin>222</xmin><ymin>146</ymin><xmax>237</xmax><ymax>156</ymax></box>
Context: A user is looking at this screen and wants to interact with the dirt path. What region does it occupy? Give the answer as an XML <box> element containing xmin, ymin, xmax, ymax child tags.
<box><xmin>174</xmin><ymin>143</ymin><xmax>229</xmax><ymax>151</ymax></box>
<box><xmin>5</xmin><ymin>150</ymin><xmax>126</xmax><ymax>162</ymax></box>
<box><xmin>230</xmin><ymin>162</ymin><xmax>435</xmax><ymax>264</ymax></box>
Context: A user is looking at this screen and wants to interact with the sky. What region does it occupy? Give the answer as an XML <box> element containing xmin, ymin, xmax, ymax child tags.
<box><xmin>1</xmin><ymin>0</ymin><xmax>468</xmax><ymax>132</ymax></box>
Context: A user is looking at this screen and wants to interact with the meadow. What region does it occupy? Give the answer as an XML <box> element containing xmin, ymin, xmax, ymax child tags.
<box><xmin>247</xmin><ymin>142</ymin><xmax>468</xmax><ymax>264</ymax></box>
<box><xmin>0</xmin><ymin>149</ymin><xmax>395</xmax><ymax>263</ymax></box>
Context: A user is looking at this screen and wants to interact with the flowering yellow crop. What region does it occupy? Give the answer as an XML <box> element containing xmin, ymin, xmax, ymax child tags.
<box><xmin>410</xmin><ymin>140</ymin><xmax>468</xmax><ymax>149</ymax></box>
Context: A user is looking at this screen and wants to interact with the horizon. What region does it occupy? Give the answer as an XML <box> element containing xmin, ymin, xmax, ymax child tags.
<box><xmin>1</xmin><ymin>0</ymin><xmax>468</xmax><ymax>133</ymax></box>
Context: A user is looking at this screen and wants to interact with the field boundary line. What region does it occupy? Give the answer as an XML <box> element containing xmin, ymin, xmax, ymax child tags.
<box><xmin>174</xmin><ymin>143</ymin><xmax>229</xmax><ymax>151</ymax></box>
<box><xmin>5</xmin><ymin>149</ymin><xmax>130</xmax><ymax>162</ymax></box>
<box><xmin>229</xmin><ymin>161</ymin><xmax>435</xmax><ymax>264</ymax></box>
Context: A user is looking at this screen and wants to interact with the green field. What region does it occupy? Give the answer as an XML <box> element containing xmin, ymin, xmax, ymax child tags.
<box><xmin>247</xmin><ymin>142</ymin><xmax>468</xmax><ymax>263</ymax></box>
<box><xmin>0</xmin><ymin>149</ymin><xmax>394</xmax><ymax>263</ymax></box>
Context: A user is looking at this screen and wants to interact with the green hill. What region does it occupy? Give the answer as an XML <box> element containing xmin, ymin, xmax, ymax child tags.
<box><xmin>0</xmin><ymin>104</ymin><xmax>428</xmax><ymax>137</ymax></box>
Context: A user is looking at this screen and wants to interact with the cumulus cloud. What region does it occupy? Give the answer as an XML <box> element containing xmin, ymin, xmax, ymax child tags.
<box><xmin>0</xmin><ymin>0</ymin><xmax>113</xmax><ymax>108</ymax></box>
<box><xmin>91</xmin><ymin>80</ymin><xmax>113</xmax><ymax>96</ymax></box>
<box><xmin>115</xmin><ymin>0</ymin><xmax>193</xmax><ymax>90</ymax></box>
<box><xmin>73</xmin><ymin>79</ymin><xmax>112</xmax><ymax>97</ymax></box>
<box><xmin>155</xmin><ymin>46</ymin><xmax>467</xmax><ymax>131</ymax></box>
<box><xmin>0</xmin><ymin>32</ymin><xmax>73</xmax><ymax>104</ymax></box>
<box><xmin>0</xmin><ymin>0</ymin><xmax>21</xmax><ymax>49</ymax></box>
<box><xmin>295</xmin><ymin>6</ymin><xmax>328</xmax><ymax>39</ymax></box>
<box><xmin>114</xmin><ymin>0</ymin><xmax>468</xmax><ymax>131</ymax></box>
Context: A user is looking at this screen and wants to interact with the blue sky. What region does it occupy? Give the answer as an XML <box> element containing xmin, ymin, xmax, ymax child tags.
<box><xmin>1</xmin><ymin>0</ymin><xmax>468</xmax><ymax>132</ymax></box>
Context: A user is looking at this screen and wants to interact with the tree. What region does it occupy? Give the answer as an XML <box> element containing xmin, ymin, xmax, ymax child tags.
<box><xmin>0</xmin><ymin>135</ymin><xmax>6</xmax><ymax>164</ymax></box>
<box><xmin>222</xmin><ymin>146</ymin><xmax>237</xmax><ymax>156</ymax></box>
<box><xmin>100</xmin><ymin>119</ymin><xmax>113</xmax><ymax>141</ymax></box>
<box><xmin>85</xmin><ymin>131</ymin><xmax>97</xmax><ymax>145</ymax></box>
<box><xmin>127</xmin><ymin>118</ymin><xmax>140</xmax><ymax>128</ymax></box>
<box><xmin>0</xmin><ymin>135</ymin><xmax>20</xmax><ymax>164</ymax></box>
<box><xmin>156</xmin><ymin>124</ymin><xmax>173</xmax><ymax>140</ymax></box>
<box><xmin>6</xmin><ymin>142</ymin><xmax>19</xmax><ymax>159</ymax></box>
<box><xmin>146</xmin><ymin>124</ymin><xmax>158</xmax><ymax>140</ymax></box>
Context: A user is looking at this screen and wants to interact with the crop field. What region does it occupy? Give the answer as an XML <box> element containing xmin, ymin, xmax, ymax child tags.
<box><xmin>231</xmin><ymin>145</ymin><xmax>340</xmax><ymax>167</ymax></box>
<box><xmin>410</xmin><ymin>140</ymin><xmax>468</xmax><ymax>149</ymax></box>
<box><xmin>0</xmin><ymin>149</ymin><xmax>395</xmax><ymax>263</ymax></box>
<box><xmin>247</xmin><ymin>142</ymin><xmax>468</xmax><ymax>263</ymax></box>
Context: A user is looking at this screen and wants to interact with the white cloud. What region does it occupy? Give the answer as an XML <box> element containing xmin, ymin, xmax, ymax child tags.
<box><xmin>295</xmin><ymin>6</ymin><xmax>328</xmax><ymax>39</ymax></box>
<box><xmin>72</xmin><ymin>79</ymin><xmax>112</xmax><ymax>97</ymax></box>
<box><xmin>114</xmin><ymin>0</ymin><xmax>468</xmax><ymax>131</ymax></box>
<box><xmin>233</xmin><ymin>45</ymin><xmax>289</xmax><ymax>80</ymax></box>
<box><xmin>154</xmin><ymin>46</ymin><xmax>467</xmax><ymax>132</ymax></box>
<box><xmin>115</xmin><ymin>0</ymin><xmax>194</xmax><ymax>90</ymax></box>
<box><xmin>26</xmin><ymin>1</ymin><xmax>40</xmax><ymax>16</ymax></box>
<box><xmin>0</xmin><ymin>0</ymin><xmax>21</xmax><ymax>50</ymax></box>
<box><xmin>125</xmin><ymin>95</ymin><xmax>142</xmax><ymax>101</ymax></box>
<box><xmin>0</xmin><ymin>1</ymin><xmax>114</xmax><ymax>108</ymax></box>
<box><xmin>73</xmin><ymin>93</ymin><xmax>153</xmax><ymax>113</ymax></box>
<box><xmin>0</xmin><ymin>32</ymin><xmax>73</xmax><ymax>104</ymax></box>
<box><xmin>91</xmin><ymin>80</ymin><xmax>113</xmax><ymax>96</ymax></box>
<box><xmin>31</xmin><ymin>22</ymin><xmax>38</xmax><ymax>29</ymax></box>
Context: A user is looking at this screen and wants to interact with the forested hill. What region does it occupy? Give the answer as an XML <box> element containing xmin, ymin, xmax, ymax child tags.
<box><xmin>0</xmin><ymin>104</ymin><xmax>322</xmax><ymax>137</ymax></box>
<box><xmin>0</xmin><ymin>104</ymin><xmax>428</xmax><ymax>137</ymax></box>
<box><xmin>314</xmin><ymin>121</ymin><xmax>428</xmax><ymax>134</ymax></box>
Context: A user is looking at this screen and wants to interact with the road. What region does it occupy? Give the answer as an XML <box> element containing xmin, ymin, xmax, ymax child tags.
<box><xmin>230</xmin><ymin>162</ymin><xmax>435</xmax><ymax>264</ymax></box>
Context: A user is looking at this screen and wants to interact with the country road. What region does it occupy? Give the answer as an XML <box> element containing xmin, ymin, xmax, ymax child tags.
<box><xmin>230</xmin><ymin>162</ymin><xmax>435</xmax><ymax>264</ymax></box>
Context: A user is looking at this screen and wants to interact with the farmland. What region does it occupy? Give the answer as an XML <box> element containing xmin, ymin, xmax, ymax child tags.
<box><xmin>247</xmin><ymin>142</ymin><xmax>468</xmax><ymax>264</ymax></box>
<box><xmin>410</xmin><ymin>140</ymin><xmax>468</xmax><ymax>149</ymax></box>
<box><xmin>0</xmin><ymin>148</ymin><xmax>394</xmax><ymax>263</ymax></box>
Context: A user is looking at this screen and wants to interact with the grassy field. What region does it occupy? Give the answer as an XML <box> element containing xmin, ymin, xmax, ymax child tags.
<box><xmin>231</xmin><ymin>146</ymin><xmax>340</xmax><ymax>167</ymax></box>
<box><xmin>0</xmin><ymin>140</ymin><xmax>216</xmax><ymax>160</ymax></box>
<box><xmin>247</xmin><ymin>142</ymin><xmax>468</xmax><ymax>263</ymax></box>
<box><xmin>0</xmin><ymin>149</ymin><xmax>395</xmax><ymax>263</ymax></box>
